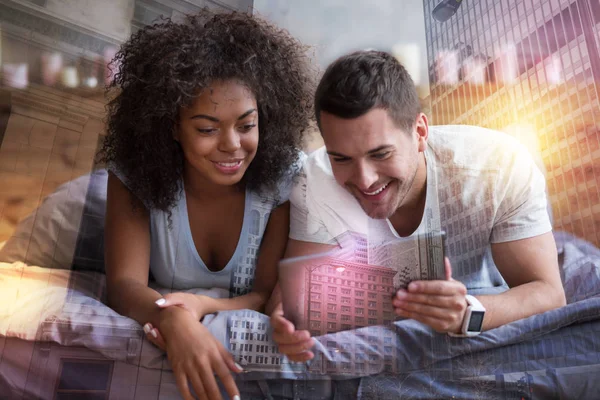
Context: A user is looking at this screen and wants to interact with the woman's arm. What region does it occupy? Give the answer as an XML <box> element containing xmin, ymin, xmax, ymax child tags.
<box><xmin>104</xmin><ymin>172</ymin><xmax>175</xmax><ymax>331</ymax></box>
<box><xmin>155</xmin><ymin>201</ymin><xmax>291</xmax><ymax>318</ymax></box>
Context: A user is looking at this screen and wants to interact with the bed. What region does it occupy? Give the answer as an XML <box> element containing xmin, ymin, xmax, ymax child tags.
<box><xmin>0</xmin><ymin>170</ymin><xmax>599</xmax><ymax>400</ymax></box>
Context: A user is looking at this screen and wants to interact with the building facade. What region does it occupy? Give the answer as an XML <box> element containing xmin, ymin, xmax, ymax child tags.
<box><xmin>423</xmin><ymin>0</ymin><xmax>600</xmax><ymax>247</ymax></box>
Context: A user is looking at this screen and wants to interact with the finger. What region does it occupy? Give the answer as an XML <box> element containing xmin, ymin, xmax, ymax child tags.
<box><xmin>286</xmin><ymin>350</ymin><xmax>314</xmax><ymax>362</ymax></box>
<box><xmin>173</xmin><ymin>368</ymin><xmax>194</xmax><ymax>400</ymax></box>
<box><xmin>155</xmin><ymin>293</ymin><xmax>186</xmax><ymax>308</ymax></box>
<box><xmin>394</xmin><ymin>291</ymin><xmax>466</xmax><ymax>312</ymax></box>
<box><xmin>151</xmin><ymin>329</ymin><xmax>167</xmax><ymax>351</ymax></box>
<box><xmin>187</xmin><ymin>368</ymin><xmax>209</xmax><ymax>400</ymax></box>
<box><xmin>143</xmin><ymin>323</ymin><xmax>162</xmax><ymax>349</ymax></box>
<box><xmin>271</xmin><ymin>313</ymin><xmax>295</xmax><ymax>334</ymax></box>
<box><xmin>407</xmin><ymin>280</ymin><xmax>467</xmax><ymax>296</ymax></box>
<box><xmin>394</xmin><ymin>300</ymin><xmax>453</xmax><ymax>319</ymax></box>
<box><xmin>272</xmin><ymin>327</ymin><xmax>312</xmax><ymax>345</ymax></box>
<box><xmin>222</xmin><ymin>354</ymin><xmax>244</xmax><ymax>374</ymax></box>
<box><xmin>215</xmin><ymin>348</ymin><xmax>241</xmax><ymax>400</ymax></box>
<box><xmin>197</xmin><ymin>361</ymin><xmax>223</xmax><ymax>400</ymax></box>
<box><xmin>276</xmin><ymin>338</ymin><xmax>315</xmax><ymax>356</ymax></box>
<box><xmin>445</xmin><ymin>257</ymin><xmax>453</xmax><ymax>281</ymax></box>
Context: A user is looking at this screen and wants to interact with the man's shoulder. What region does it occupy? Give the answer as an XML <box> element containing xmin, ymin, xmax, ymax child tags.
<box><xmin>304</xmin><ymin>146</ymin><xmax>334</xmax><ymax>177</ymax></box>
<box><xmin>428</xmin><ymin>125</ymin><xmax>527</xmax><ymax>172</ymax></box>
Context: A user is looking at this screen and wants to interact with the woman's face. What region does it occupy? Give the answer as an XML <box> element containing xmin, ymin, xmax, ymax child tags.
<box><xmin>176</xmin><ymin>80</ymin><xmax>259</xmax><ymax>187</ymax></box>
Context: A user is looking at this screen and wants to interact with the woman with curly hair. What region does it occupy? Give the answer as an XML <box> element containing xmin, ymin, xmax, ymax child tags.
<box><xmin>99</xmin><ymin>9</ymin><xmax>314</xmax><ymax>400</ymax></box>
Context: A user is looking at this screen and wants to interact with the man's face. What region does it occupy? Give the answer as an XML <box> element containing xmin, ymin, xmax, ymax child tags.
<box><xmin>320</xmin><ymin>108</ymin><xmax>428</xmax><ymax>220</ymax></box>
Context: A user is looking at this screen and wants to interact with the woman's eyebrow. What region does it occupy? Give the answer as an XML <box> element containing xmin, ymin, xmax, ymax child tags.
<box><xmin>190</xmin><ymin>108</ymin><xmax>256</xmax><ymax>121</ymax></box>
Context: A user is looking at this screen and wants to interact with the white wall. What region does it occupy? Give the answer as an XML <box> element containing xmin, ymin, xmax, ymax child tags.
<box><xmin>45</xmin><ymin>0</ymin><xmax>134</xmax><ymax>42</ymax></box>
<box><xmin>254</xmin><ymin>0</ymin><xmax>429</xmax><ymax>96</ymax></box>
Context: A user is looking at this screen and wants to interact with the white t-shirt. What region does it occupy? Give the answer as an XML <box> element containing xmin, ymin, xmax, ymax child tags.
<box><xmin>289</xmin><ymin>125</ymin><xmax>552</xmax><ymax>290</ymax></box>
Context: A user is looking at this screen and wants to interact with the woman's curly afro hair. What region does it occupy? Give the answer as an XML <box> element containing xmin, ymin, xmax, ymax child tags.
<box><xmin>98</xmin><ymin>9</ymin><xmax>315</xmax><ymax>212</ymax></box>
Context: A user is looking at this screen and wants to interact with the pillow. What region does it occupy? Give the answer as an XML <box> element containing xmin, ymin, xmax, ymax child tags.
<box><xmin>0</xmin><ymin>169</ymin><xmax>108</xmax><ymax>272</ymax></box>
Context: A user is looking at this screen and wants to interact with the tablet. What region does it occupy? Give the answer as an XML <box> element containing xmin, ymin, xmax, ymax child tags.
<box><xmin>278</xmin><ymin>231</ymin><xmax>446</xmax><ymax>336</ymax></box>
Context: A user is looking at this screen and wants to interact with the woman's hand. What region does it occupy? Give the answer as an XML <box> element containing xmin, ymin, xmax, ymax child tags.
<box><xmin>157</xmin><ymin>307</ymin><xmax>243</xmax><ymax>400</ymax></box>
<box><xmin>155</xmin><ymin>292</ymin><xmax>210</xmax><ymax>321</ymax></box>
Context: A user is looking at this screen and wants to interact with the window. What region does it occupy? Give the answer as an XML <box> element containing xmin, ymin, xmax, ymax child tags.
<box><xmin>310</xmin><ymin>311</ymin><xmax>321</xmax><ymax>319</ymax></box>
<box><xmin>368</xmin><ymin>275</ymin><xmax>376</xmax><ymax>281</ymax></box>
<box><xmin>368</xmin><ymin>301</ymin><xmax>377</xmax><ymax>308</ymax></box>
<box><xmin>341</xmin><ymin>297</ymin><xmax>351</xmax><ymax>304</ymax></box>
<box><xmin>327</xmin><ymin>303</ymin><xmax>336</xmax><ymax>311</ymax></box>
<box><xmin>310</xmin><ymin>321</ymin><xmax>321</xmax><ymax>329</ymax></box>
<box><xmin>310</xmin><ymin>301</ymin><xmax>321</xmax><ymax>309</ymax></box>
<box><xmin>328</xmin><ymin>294</ymin><xmax>336</xmax><ymax>301</ymax></box>
<box><xmin>342</xmin><ymin>324</ymin><xmax>352</xmax><ymax>330</ymax></box>
<box><xmin>368</xmin><ymin>309</ymin><xmax>377</xmax><ymax>316</ymax></box>
<box><xmin>55</xmin><ymin>359</ymin><xmax>114</xmax><ymax>399</ymax></box>
<box><xmin>311</xmin><ymin>293</ymin><xmax>321</xmax><ymax>300</ymax></box>
<box><xmin>249</xmin><ymin>210</ymin><xmax>261</xmax><ymax>235</ymax></box>
<box><xmin>355</xmin><ymin>290</ymin><xmax>364</xmax><ymax>297</ymax></box>
<box><xmin>328</xmin><ymin>286</ymin><xmax>337</xmax><ymax>293</ymax></box>
<box><xmin>327</xmin><ymin>312</ymin><xmax>336</xmax><ymax>320</ymax></box>
<box><xmin>311</xmin><ymin>284</ymin><xmax>322</xmax><ymax>292</ymax></box>
<box><xmin>342</xmin><ymin>288</ymin><xmax>351</xmax><ymax>295</ymax></box>
<box><xmin>368</xmin><ymin>318</ymin><xmax>378</xmax><ymax>325</ymax></box>
<box><xmin>327</xmin><ymin>322</ymin><xmax>336</xmax><ymax>330</ymax></box>
<box><xmin>341</xmin><ymin>306</ymin><xmax>350</xmax><ymax>313</ymax></box>
<box><xmin>356</xmin><ymin>308</ymin><xmax>364</xmax><ymax>315</ymax></box>
<box><xmin>355</xmin><ymin>299</ymin><xmax>364</xmax><ymax>306</ymax></box>
<box><xmin>342</xmin><ymin>314</ymin><xmax>351</xmax><ymax>321</ymax></box>
<box><xmin>368</xmin><ymin>292</ymin><xmax>377</xmax><ymax>299</ymax></box>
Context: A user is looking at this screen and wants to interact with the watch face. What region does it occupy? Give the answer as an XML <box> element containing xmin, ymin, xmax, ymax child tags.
<box><xmin>467</xmin><ymin>311</ymin><xmax>485</xmax><ymax>332</ymax></box>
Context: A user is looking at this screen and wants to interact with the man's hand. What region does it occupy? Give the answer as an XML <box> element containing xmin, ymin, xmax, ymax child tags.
<box><xmin>392</xmin><ymin>257</ymin><xmax>468</xmax><ymax>334</ymax></box>
<box><xmin>270</xmin><ymin>303</ymin><xmax>315</xmax><ymax>362</ymax></box>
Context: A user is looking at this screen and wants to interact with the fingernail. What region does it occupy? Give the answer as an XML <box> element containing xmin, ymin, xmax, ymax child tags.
<box><xmin>155</xmin><ymin>298</ymin><xmax>166</xmax><ymax>306</ymax></box>
<box><xmin>408</xmin><ymin>282</ymin><xmax>419</xmax><ymax>291</ymax></box>
<box><xmin>143</xmin><ymin>323</ymin><xmax>151</xmax><ymax>334</ymax></box>
<box><xmin>235</xmin><ymin>362</ymin><xmax>244</xmax><ymax>371</ymax></box>
<box><xmin>396</xmin><ymin>290</ymin><xmax>407</xmax><ymax>298</ymax></box>
<box><xmin>151</xmin><ymin>329</ymin><xmax>158</xmax><ymax>338</ymax></box>
<box><xmin>233</xmin><ymin>395</ymin><xmax>241</xmax><ymax>400</ymax></box>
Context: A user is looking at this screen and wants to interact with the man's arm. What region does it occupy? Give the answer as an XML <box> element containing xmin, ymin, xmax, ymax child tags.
<box><xmin>393</xmin><ymin>232</ymin><xmax>566</xmax><ymax>334</ymax></box>
<box><xmin>480</xmin><ymin>231</ymin><xmax>566</xmax><ymax>330</ymax></box>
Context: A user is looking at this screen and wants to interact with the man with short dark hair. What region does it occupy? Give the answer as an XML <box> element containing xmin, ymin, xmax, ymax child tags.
<box><xmin>271</xmin><ymin>50</ymin><xmax>566</xmax><ymax>361</ymax></box>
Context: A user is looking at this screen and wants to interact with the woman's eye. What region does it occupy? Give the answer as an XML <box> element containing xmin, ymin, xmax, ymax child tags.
<box><xmin>197</xmin><ymin>128</ymin><xmax>217</xmax><ymax>134</ymax></box>
<box><xmin>239</xmin><ymin>124</ymin><xmax>257</xmax><ymax>132</ymax></box>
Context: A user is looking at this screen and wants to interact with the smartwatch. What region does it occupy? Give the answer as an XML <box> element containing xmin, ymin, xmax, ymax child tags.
<box><xmin>448</xmin><ymin>294</ymin><xmax>486</xmax><ymax>337</ymax></box>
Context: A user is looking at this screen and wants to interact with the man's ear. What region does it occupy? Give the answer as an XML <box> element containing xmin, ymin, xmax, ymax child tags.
<box><xmin>415</xmin><ymin>113</ymin><xmax>429</xmax><ymax>152</ymax></box>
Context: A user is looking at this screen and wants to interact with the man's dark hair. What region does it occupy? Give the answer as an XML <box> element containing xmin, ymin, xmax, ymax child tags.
<box><xmin>314</xmin><ymin>50</ymin><xmax>421</xmax><ymax>132</ymax></box>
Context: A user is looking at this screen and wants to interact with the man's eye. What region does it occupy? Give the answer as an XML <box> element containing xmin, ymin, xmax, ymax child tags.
<box><xmin>332</xmin><ymin>157</ymin><xmax>350</xmax><ymax>163</ymax></box>
<box><xmin>371</xmin><ymin>152</ymin><xmax>390</xmax><ymax>160</ymax></box>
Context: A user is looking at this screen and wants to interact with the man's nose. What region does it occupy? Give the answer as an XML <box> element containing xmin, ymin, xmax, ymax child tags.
<box><xmin>352</xmin><ymin>161</ymin><xmax>378</xmax><ymax>191</ymax></box>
